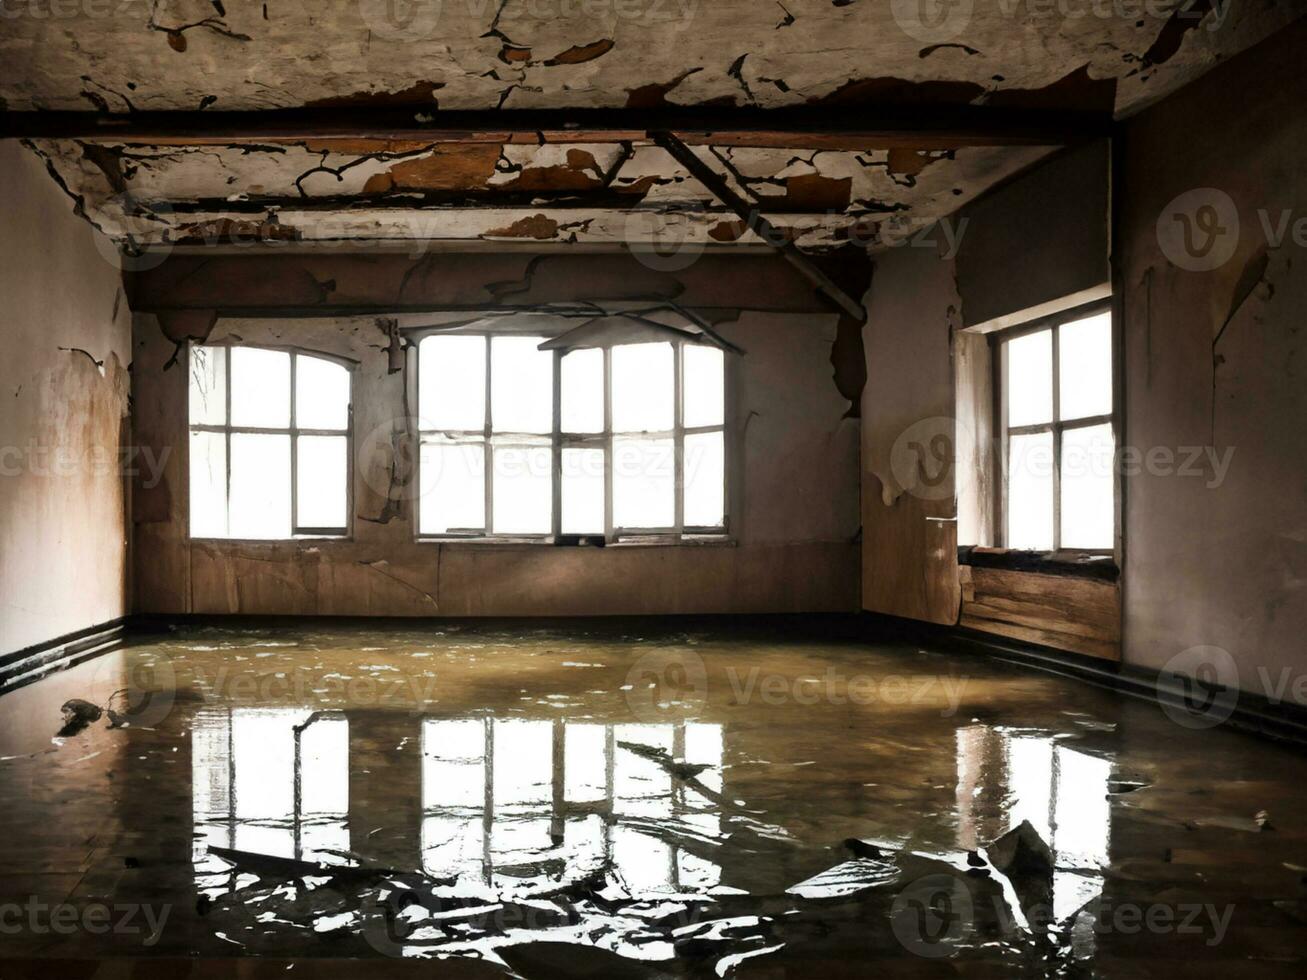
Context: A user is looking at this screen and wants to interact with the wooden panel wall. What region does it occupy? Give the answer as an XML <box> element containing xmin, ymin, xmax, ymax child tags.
<box><xmin>959</xmin><ymin>566</ymin><xmax>1121</xmax><ymax>662</ymax></box>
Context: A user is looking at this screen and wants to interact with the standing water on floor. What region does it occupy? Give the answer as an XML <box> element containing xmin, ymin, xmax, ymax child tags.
<box><xmin>0</xmin><ymin>622</ymin><xmax>1304</xmax><ymax>976</ymax></box>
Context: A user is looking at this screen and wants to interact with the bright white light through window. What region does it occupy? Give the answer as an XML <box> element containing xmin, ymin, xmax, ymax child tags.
<box><xmin>1001</xmin><ymin>308</ymin><xmax>1114</xmax><ymax>551</ymax></box>
<box><xmin>418</xmin><ymin>332</ymin><xmax>728</xmax><ymax>539</ymax></box>
<box><xmin>188</xmin><ymin>345</ymin><xmax>351</xmax><ymax>539</ymax></box>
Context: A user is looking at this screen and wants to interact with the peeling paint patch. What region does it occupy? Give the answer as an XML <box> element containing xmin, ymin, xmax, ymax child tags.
<box><xmin>484</xmin><ymin>213</ymin><xmax>560</xmax><ymax>239</ymax></box>
<box><xmin>709</xmin><ymin>219</ymin><xmax>748</xmax><ymax>242</ymax></box>
<box><xmin>815</xmin><ymin>77</ymin><xmax>985</xmax><ymax>106</ymax></box>
<box><xmin>626</xmin><ymin>68</ymin><xmax>703</xmax><ymax>108</ymax></box>
<box><xmin>306</xmin><ymin>81</ymin><xmax>444</xmax><ymax>109</ymax></box>
<box><xmin>545</xmin><ymin>39</ymin><xmax>615</xmax><ymax>65</ymax></box>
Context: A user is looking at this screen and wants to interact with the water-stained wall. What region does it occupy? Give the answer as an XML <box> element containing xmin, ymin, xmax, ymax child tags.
<box><xmin>1118</xmin><ymin>18</ymin><xmax>1307</xmax><ymax>699</ymax></box>
<box><xmin>129</xmin><ymin>252</ymin><xmax>862</xmax><ymax>616</ymax></box>
<box><xmin>0</xmin><ymin>142</ymin><xmax>131</xmax><ymax>655</ymax></box>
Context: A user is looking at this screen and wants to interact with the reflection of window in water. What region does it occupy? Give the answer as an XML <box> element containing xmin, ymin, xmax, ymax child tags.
<box><xmin>192</xmin><ymin>707</ymin><xmax>350</xmax><ymax>870</ymax></box>
<box><xmin>421</xmin><ymin>718</ymin><xmax>724</xmax><ymax>894</ymax></box>
<box><xmin>956</xmin><ymin>725</ymin><xmax>1110</xmax><ymax>920</ymax></box>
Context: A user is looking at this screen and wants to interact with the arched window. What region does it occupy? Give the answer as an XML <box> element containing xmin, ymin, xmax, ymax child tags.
<box><xmin>188</xmin><ymin>344</ymin><xmax>352</xmax><ymax>539</ymax></box>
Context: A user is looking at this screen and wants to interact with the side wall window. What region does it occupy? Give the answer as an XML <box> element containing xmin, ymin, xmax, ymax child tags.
<box><xmin>998</xmin><ymin>308</ymin><xmax>1114</xmax><ymax>551</ymax></box>
<box><xmin>189</xmin><ymin>345</ymin><xmax>352</xmax><ymax>539</ymax></box>
<box><xmin>417</xmin><ymin>334</ymin><xmax>728</xmax><ymax>540</ymax></box>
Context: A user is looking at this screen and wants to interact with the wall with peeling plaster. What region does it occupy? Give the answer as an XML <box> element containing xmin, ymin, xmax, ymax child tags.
<box><xmin>0</xmin><ymin>143</ymin><xmax>131</xmax><ymax>656</ymax></box>
<box><xmin>130</xmin><ymin>289</ymin><xmax>860</xmax><ymax>616</ymax></box>
<box><xmin>1118</xmin><ymin>19</ymin><xmax>1307</xmax><ymax>700</ymax></box>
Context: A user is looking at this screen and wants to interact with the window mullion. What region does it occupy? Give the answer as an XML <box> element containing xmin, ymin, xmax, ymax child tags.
<box><xmin>1051</xmin><ymin>325</ymin><xmax>1062</xmax><ymax>551</ymax></box>
<box><xmin>290</xmin><ymin>351</ymin><xmax>299</xmax><ymax>533</ymax></box>
<box><xmin>483</xmin><ymin>336</ymin><xmax>493</xmax><ymax>535</ymax></box>
<box><xmin>223</xmin><ymin>342</ymin><xmax>233</xmax><ymax>538</ymax></box>
<box><xmin>551</xmin><ymin>349</ymin><xmax>562</xmax><ymax>539</ymax></box>
<box><xmin>673</xmin><ymin>341</ymin><xmax>684</xmax><ymax>537</ymax></box>
<box><xmin>603</xmin><ymin>346</ymin><xmax>614</xmax><ymax>543</ymax></box>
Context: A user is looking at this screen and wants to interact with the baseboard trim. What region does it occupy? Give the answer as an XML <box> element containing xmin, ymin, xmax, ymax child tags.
<box><xmin>0</xmin><ymin>618</ymin><xmax>129</xmax><ymax>694</ymax></box>
<box><xmin>858</xmin><ymin>611</ymin><xmax>1307</xmax><ymax>748</ymax></box>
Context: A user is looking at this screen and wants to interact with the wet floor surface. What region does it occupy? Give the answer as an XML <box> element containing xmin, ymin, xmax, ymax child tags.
<box><xmin>0</xmin><ymin>621</ymin><xmax>1305</xmax><ymax>977</ymax></box>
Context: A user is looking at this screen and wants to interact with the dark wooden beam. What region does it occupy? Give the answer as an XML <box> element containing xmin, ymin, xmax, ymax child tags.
<box><xmin>652</xmin><ymin>131</ymin><xmax>867</xmax><ymax>323</ymax></box>
<box><xmin>0</xmin><ymin>104</ymin><xmax>1105</xmax><ymax>149</ymax></box>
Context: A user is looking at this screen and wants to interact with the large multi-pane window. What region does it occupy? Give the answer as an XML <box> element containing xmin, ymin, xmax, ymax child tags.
<box><xmin>998</xmin><ymin>307</ymin><xmax>1114</xmax><ymax>551</ymax></box>
<box><xmin>417</xmin><ymin>334</ymin><xmax>728</xmax><ymax>540</ymax></box>
<box><xmin>189</xmin><ymin>344</ymin><xmax>352</xmax><ymax>539</ymax></box>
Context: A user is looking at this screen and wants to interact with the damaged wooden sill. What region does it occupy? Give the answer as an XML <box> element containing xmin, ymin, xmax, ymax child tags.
<box><xmin>957</xmin><ymin>545</ymin><xmax>1119</xmax><ymax>582</ymax></box>
<box><xmin>419</xmin><ymin>534</ymin><xmax>736</xmax><ymax>548</ymax></box>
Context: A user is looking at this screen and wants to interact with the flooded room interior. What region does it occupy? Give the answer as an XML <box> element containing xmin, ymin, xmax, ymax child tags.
<box><xmin>1</xmin><ymin>2</ymin><xmax>1306</xmax><ymax>977</ymax></box>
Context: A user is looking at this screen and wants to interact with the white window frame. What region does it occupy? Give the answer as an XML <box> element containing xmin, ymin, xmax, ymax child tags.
<box><xmin>415</xmin><ymin>331</ymin><xmax>732</xmax><ymax>543</ymax></box>
<box><xmin>994</xmin><ymin>301</ymin><xmax>1115</xmax><ymax>554</ymax></box>
<box><xmin>188</xmin><ymin>341</ymin><xmax>355</xmax><ymax>540</ymax></box>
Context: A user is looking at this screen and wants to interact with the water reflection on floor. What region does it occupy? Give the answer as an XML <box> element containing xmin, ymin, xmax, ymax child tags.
<box><xmin>1</xmin><ymin>621</ymin><xmax>1305</xmax><ymax>977</ymax></box>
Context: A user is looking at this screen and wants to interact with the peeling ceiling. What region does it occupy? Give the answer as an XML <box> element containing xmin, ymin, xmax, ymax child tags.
<box><xmin>4</xmin><ymin>0</ymin><xmax>1300</xmax><ymax>250</ymax></box>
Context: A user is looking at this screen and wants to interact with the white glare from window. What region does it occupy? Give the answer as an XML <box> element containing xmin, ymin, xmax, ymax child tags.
<box><xmin>491</xmin><ymin>336</ymin><xmax>553</xmax><ymax>434</ymax></box>
<box><xmin>683</xmin><ymin>344</ymin><xmax>724</xmax><ymax>428</ymax></box>
<box><xmin>420</xmin><ymin>335</ymin><xmax>485</xmax><ymax>431</ymax></box>
<box><xmin>561</xmin><ymin>348</ymin><xmax>604</xmax><ymax>433</ymax></box>
<box><xmin>1007</xmin><ymin>431</ymin><xmax>1054</xmax><ymax>550</ymax></box>
<box><xmin>1060</xmin><ymin>423</ymin><xmax>1115</xmax><ymax>549</ymax></box>
<box><xmin>613</xmin><ymin>436</ymin><xmax>675</xmax><ymax>529</ymax></box>
<box><xmin>612</xmin><ymin>343</ymin><xmax>673</xmax><ymax>432</ymax></box>
<box><xmin>1006</xmin><ymin>329</ymin><xmax>1052</xmax><ymax>428</ymax></box>
<box><xmin>189</xmin><ymin>346</ymin><xmax>351</xmax><ymax>540</ymax></box>
<box><xmin>1058</xmin><ymin>312</ymin><xmax>1112</xmax><ymax>420</ymax></box>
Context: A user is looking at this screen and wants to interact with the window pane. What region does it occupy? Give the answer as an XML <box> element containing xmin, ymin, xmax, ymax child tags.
<box><xmin>419</xmin><ymin>336</ymin><xmax>485</xmax><ymax>431</ymax></box>
<box><xmin>1005</xmin><ymin>329</ymin><xmax>1052</xmax><ymax>428</ymax></box>
<box><xmin>492</xmin><ymin>444</ymin><xmax>552</xmax><ymax>534</ymax></box>
<box><xmin>683</xmin><ymin>345</ymin><xmax>724</xmax><ymax>428</ymax></box>
<box><xmin>562</xmin><ymin>447</ymin><xmax>604</xmax><ymax>534</ymax></box>
<box><xmin>189</xmin><ymin>430</ymin><xmax>227</xmax><ymax>537</ymax></box>
<box><xmin>296</xmin><ymin>435</ymin><xmax>348</xmax><ymax>529</ymax></box>
<box><xmin>229</xmin><ymin>433</ymin><xmax>291</xmax><ymax>539</ymax></box>
<box><xmin>613</xmin><ymin>436</ymin><xmax>674</xmax><ymax>528</ymax></box>
<box><xmin>1007</xmin><ymin>431</ymin><xmax>1053</xmax><ymax>550</ymax></box>
<box><xmin>295</xmin><ymin>355</ymin><xmax>350</xmax><ymax>431</ymax></box>
<box><xmin>1061</xmin><ymin>423</ymin><xmax>1115</xmax><ymax>549</ymax></box>
<box><xmin>229</xmin><ymin>347</ymin><xmax>290</xmax><ymax>428</ymax></box>
<box><xmin>419</xmin><ymin>440</ymin><xmax>484</xmax><ymax>534</ymax></box>
<box><xmin>1058</xmin><ymin>312</ymin><xmax>1112</xmax><ymax>421</ymax></box>
<box><xmin>612</xmin><ymin>343</ymin><xmax>673</xmax><ymax>432</ymax></box>
<box><xmin>189</xmin><ymin>345</ymin><xmax>226</xmax><ymax>426</ymax></box>
<box><xmin>684</xmin><ymin>431</ymin><xmax>725</xmax><ymax>527</ymax></box>
<box><xmin>561</xmin><ymin>348</ymin><xmax>603</xmax><ymax>433</ymax></box>
<box><xmin>492</xmin><ymin>336</ymin><xmax>553</xmax><ymax>434</ymax></box>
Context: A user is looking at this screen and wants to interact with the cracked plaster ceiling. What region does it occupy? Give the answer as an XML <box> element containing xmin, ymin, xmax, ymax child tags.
<box><xmin>3</xmin><ymin>0</ymin><xmax>1300</xmax><ymax>251</ymax></box>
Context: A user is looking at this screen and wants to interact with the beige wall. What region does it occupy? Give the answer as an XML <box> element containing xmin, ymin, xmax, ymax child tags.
<box><xmin>1118</xmin><ymin>19</ymin><xmax>1307</xmax><ymax>699</ymax></box>
<box><xmin>132</xmin><ymin>305</ymin><xmax>861</xmax><ymax>616</ymax></box>
<box><xmin>0</xmin><ymin>142</ymin><xmax>131</xmax><ymax>655</ymax></box>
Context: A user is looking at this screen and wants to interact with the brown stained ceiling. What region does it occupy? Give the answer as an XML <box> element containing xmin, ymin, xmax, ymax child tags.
<box><xmin>25</xmin><ymin>136</ymin><xmax>1055</xmax><ymax>249</ymax></box>
<box><xmin>4</xmin><ymin>0</ymin><xmax>1300</xmax><ymax>250</ymax></box>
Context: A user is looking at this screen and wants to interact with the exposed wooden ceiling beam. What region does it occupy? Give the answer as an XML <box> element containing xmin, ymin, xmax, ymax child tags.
<box><xmin>0</xmin><ymin>105</ymin><xmax>1107</xmax><ymax>149</ymax></box>
<box><xmin>652</xmin><ymin>131</ymin><xmax>867</xmax><ymax>322</ymax></box>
